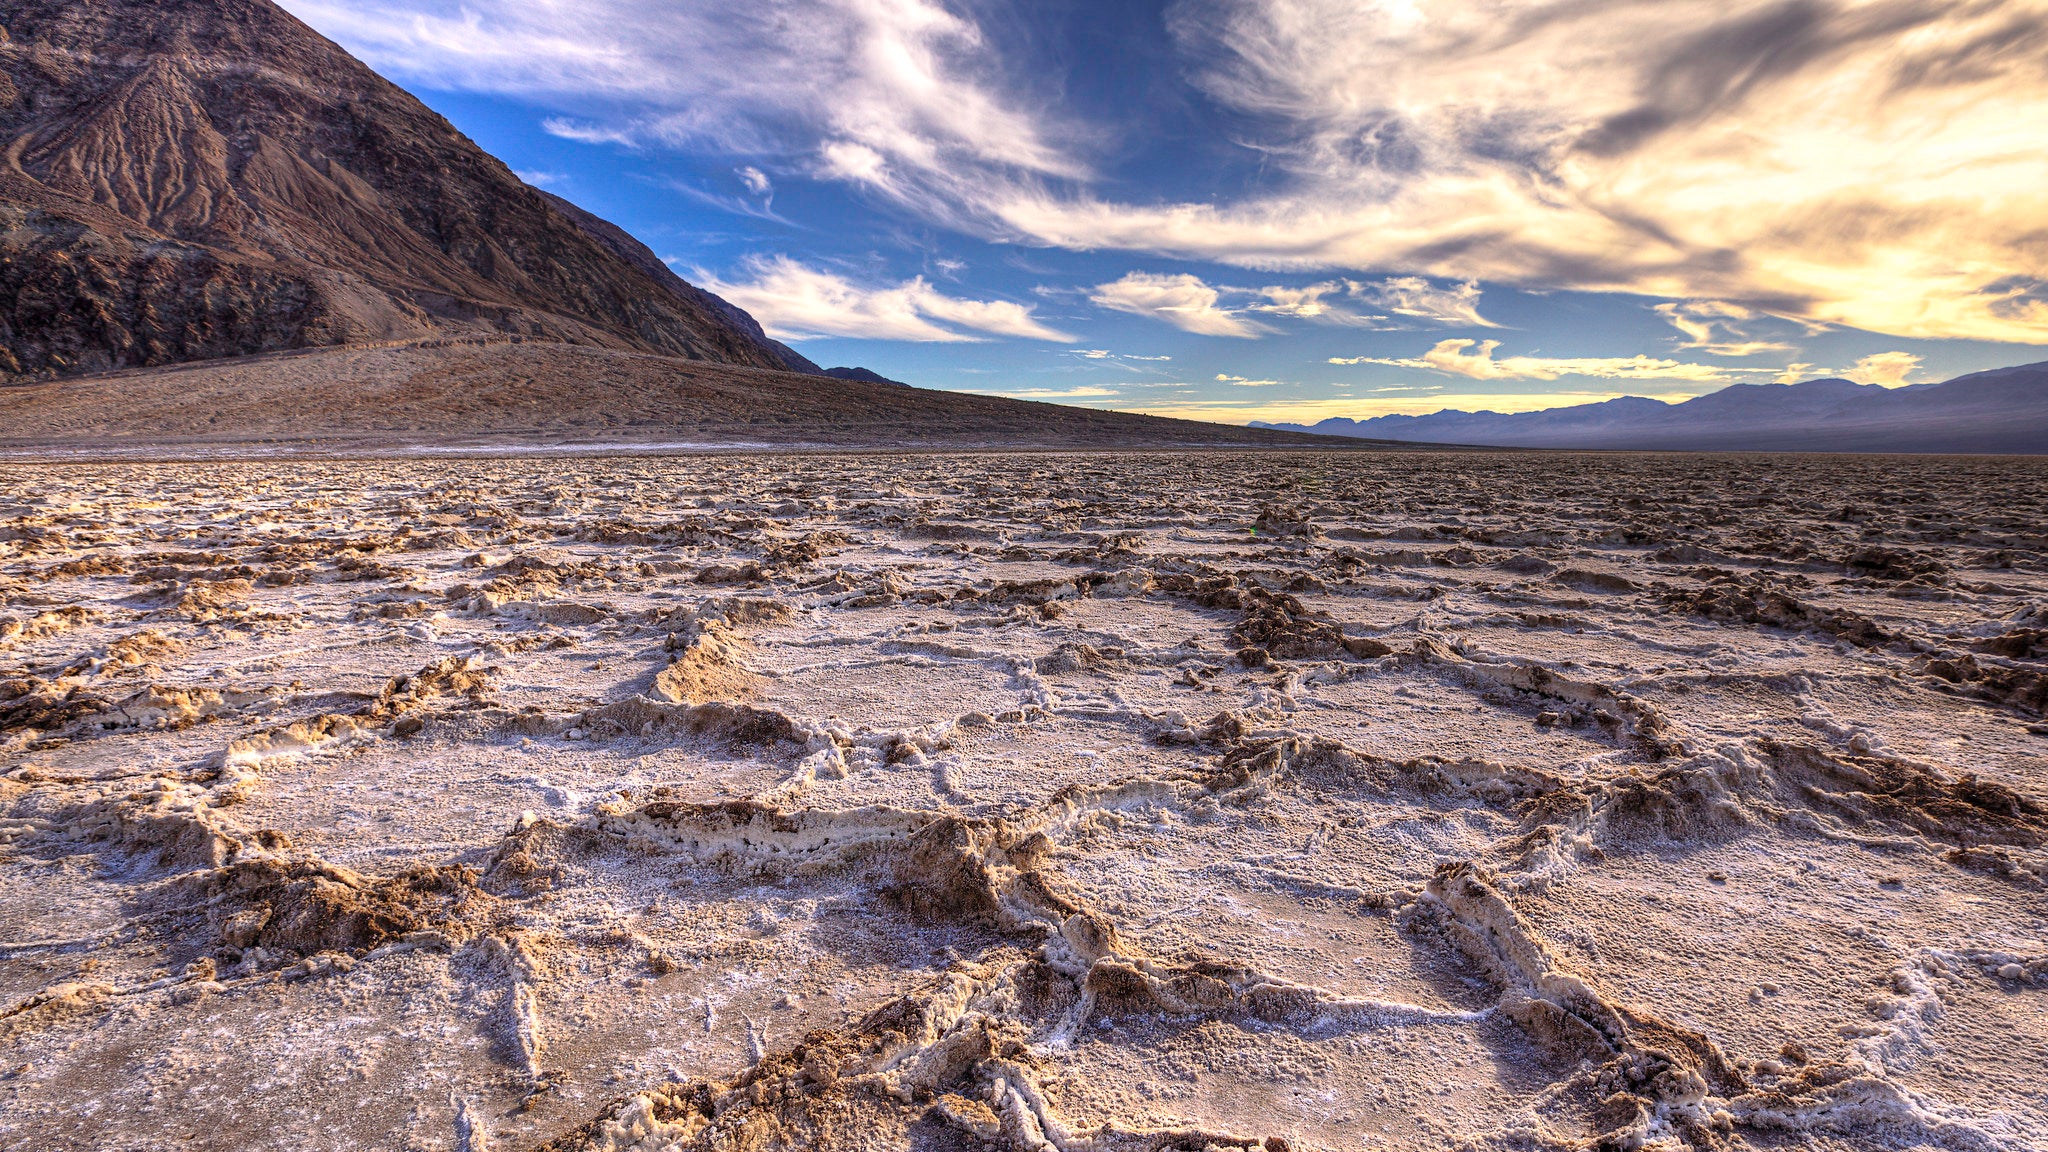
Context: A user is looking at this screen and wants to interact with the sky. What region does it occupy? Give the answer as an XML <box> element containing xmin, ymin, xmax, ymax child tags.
<box><xmin>276</xmin><ymin>0</ymin><xmax>2048</xmax><ymax>426</ymax></box>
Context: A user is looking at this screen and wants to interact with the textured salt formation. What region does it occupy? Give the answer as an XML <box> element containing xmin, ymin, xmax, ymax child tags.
<box><xmin>0</xmin><ymin>450</ymin><xmax>2043</xmax><ymax>1151</ymax></box>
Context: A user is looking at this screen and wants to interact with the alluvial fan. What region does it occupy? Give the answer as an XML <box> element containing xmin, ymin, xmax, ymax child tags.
<box><xmin>0</xmin><ymin>450</ymin><xmax>2043</xmax><ymax>1151</ymax></box>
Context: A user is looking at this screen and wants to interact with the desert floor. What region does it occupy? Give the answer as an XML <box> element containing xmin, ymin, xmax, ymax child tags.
<box><xmin>0</xmin><ymin>450</ymin><xmax>2043</xmax><ymax>1151</ymax></box>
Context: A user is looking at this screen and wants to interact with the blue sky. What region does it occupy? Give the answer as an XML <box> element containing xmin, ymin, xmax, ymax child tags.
<box><xmin>279</xmin><ymin>0</ymin><xmax>2048</xmax><ymax>425</ymax></box>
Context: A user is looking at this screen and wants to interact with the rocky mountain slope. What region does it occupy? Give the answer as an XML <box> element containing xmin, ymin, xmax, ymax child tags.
<box><xmin>0</xmin><ymin>0</ymin><xmax>815</xmax><ymax>378</ymax></box>
<box><xmin>1257</xmin><ymin>362</ymin><xmax>2048</xmax><ymax>453</ymax></box>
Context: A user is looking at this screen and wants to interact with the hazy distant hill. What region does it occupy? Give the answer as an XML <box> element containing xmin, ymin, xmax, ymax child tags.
<box><xmin>821</xmin><ymin>366</ymin><xmax>910</xmax><ymax>387</ymax></box>
<box><xmin>0</xmin><ymin>0</ymin><xmax>820</xmax><ymax>378</ymax></box>
<box><xmin>1255</xmin><ymin>362</ymin><xmax>2048</xmax><ymax>453</ymax></box>
<box><xmin>0</xmin><ymin>338</ymin><xmax>1400</xmax><ymax>453</ymax></box>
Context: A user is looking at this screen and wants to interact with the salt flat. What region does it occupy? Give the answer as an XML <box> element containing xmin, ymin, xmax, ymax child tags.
<box><xmin>0</xmin><ymin>450</ymin><xmax>2043</xmax><ymax>1152</ymax></box>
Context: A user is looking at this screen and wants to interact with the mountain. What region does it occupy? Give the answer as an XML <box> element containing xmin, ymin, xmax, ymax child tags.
<box><xmin>0</xmin><ymin>338</ymin><xmax>1395</xmax><ymax>453</ymax></box>
<box><xmin>821</xmin><ymin>366</ymin><xmax>909</xmax><ymax>387</ymax></box>
<box><xmin>1255</xmin><ymin>362</ymin><xmax>2048</xmax><ymax>454</ymax></box>
<box><xmin>0</xmin><ymin>0</ymin><xmax>819</xmax><ymax>378</ymax></box>
<box><xmin>532</xmin><ymin>190</ymin><xmax>823</xmax><ymax>375</ymax></box>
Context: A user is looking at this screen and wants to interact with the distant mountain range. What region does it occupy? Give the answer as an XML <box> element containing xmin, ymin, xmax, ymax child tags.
<box><xmin>0</xmin><ymin>0</ymin><xmax>906</xmax><ymax>386</ymax></box>
<box><xmin>1254</xmin><ymin>362</ymin><xmax>2048</xmax><ymax>454</ymax></box>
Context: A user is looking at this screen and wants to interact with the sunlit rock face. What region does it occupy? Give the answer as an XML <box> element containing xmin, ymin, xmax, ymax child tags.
<box><xmin>0</xmin><ymin>449</ymin><xmax>2043</xmax><ymax>1150</ymax></box>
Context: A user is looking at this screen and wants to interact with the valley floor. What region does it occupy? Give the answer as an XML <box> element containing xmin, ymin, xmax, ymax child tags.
<box><xmin>0</xmin><ymin>450</ymin><xmax>2043</xmax><ymax>1151</ymax></box>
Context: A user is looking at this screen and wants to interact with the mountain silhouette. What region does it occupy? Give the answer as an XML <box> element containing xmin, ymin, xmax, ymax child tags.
<box><xmin>1255</xmin><ymin>363</ymin><xmax>2048</xmax><ymax>453</ymax></box>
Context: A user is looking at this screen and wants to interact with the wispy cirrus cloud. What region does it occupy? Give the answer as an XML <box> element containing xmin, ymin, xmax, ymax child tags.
<box><xmin>539</xmin><ymin>118</ymin><xmax>639</xmax><ymax>148</ymax></box>
<box><xmin>662</xmin><ymin>179</ymin><xmax>796</xmax><ymax>225</ymax></box>
<box><xmin>1653</xmin><ymin>301</ymin><xmax>1790</xmax><ymax>356</ymax></box>
<box><xmin>699</xmin><ymin>256</ymin><xmax>1075</xmax><ymax>343</ymax></box>
<box><xmin>280</xmin><ymin>0</ymin><xmax>1084</xmax><ymax>218</ymax></box>
<box><xmin>1074</xmin><ymin>349</ymin><xmax>1171</xmax><ymax>361</ymax></box>
<box><xmin>1352</xmin><ymin>278</ymin><xmax>1495</xmax><ymax>328</ymax></box>
<box><xmin>1068</xmin><ymin>349</ymin><xmax>1175</xmax><ymax>373</ymax></box>
<box><xmin>1335</xmin><ymin>339</ymin><xmax>1738</xmax><ymax>382</ymax></box>
<box><xmin>980</xmin><ymin>385</ymin><xmax>1122</xmax><ymax>399</ymax></box>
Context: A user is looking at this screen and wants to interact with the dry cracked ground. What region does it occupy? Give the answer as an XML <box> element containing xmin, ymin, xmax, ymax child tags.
<box><xmin>0</xmin><ymin>450</ymin><xmax>2044</xmax><ymax>1152</ymax></box>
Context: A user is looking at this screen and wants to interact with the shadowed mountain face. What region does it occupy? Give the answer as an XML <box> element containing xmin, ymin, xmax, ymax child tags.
<box><xmin>1257</xmin><ymin>362</ymin><xmax>2048</xmax><ymax>454</ymax></box>
<box><xmin>0</xmin><ymin>0</ymin><xmax>813</xmax><ymax>378</ymax></box>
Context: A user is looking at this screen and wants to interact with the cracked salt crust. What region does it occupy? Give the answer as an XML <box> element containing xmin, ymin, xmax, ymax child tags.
<box><xmin>0</xmin><ymin>450</ymin><xmax>2043</xmax><ymax>1151</ymax></box>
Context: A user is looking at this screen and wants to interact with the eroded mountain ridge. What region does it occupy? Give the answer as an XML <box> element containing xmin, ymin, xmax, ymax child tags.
<box><xmin>0</xmin><ymin>0</ymin><xmax>811</xmax><ymax>379</ymax></box>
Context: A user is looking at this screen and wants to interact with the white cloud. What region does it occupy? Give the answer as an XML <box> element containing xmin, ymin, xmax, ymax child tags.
<box><xmin>1216</xmin><ymin>373</ymin><xmax>1284</xmax><ymax>387</ymax></box>
<box><xmin>1246</xmin><ymin>281</ymin><xmax>1357</xmax><ymax>321</ymax></box>
<box><xmin>540</xmin><ymin>118</ymin><xmax>637</xmax><ymax>147</ymax></box>
<box><xmin>1071</xmin><ymin>349</ymin><xmax>1174</xmax><ymax>369</ymax></box>
<box><xmin>700</xmin><ymin>256</ymin><xmax>1076</xmax><ymax>343</ymax></box>
<box><xmin>1243</xmin><ymin>278</ymin><xmax>1492</xmax><ymax>327</ymax></box>
<box><xmin>1846</xmin><ymin>351</ymin><xmax>1923</xmax><ymax>387</ymax></box>
<box><xmin>818</xmin><ymin>141</ymin><xmax>891</xmax><ymax>189</ymax></box>
<box><xmin>737</xmin><ymin>166</ymin><xmax>772</xmax><ymax>196</ymax></box>
<box><xmin>1771</xmin><ymin>355</ymin><xmax>1920</xmax><ymax>386</ymax></box>
<box><xmin>1335</xmin><ymin>339</ymin><xmax>1735</xmax><ymax>382</ymax></box>
<box><xmin>515</xmin><ymin>169</ymin><xmax>567</xmax><ymax>187</ymax></box>
<box><xmin>1089</xmin><ymin>273</ymin><xmax>1268</xmax><ymax>338</ymax></box>
<box><xmin>1088</xmin><ymin>273</ymin><xmax>1465</xmax><ymax>335</ymax></box>
<box><xmin>914</xmin><ymin>288</ymin><xmax>1077</xmax><ymax>342</ymax></box>
<box><xmin>1350</xmin><ymin>278</ymin><xmax>1494</xmax><ymax>327</ymax></box>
